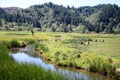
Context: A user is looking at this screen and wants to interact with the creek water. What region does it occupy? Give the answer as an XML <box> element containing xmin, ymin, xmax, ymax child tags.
<box><xmin>9</xmin><ymin>45</ymin><xmax>111</xmax><ymax>80</ymax></box>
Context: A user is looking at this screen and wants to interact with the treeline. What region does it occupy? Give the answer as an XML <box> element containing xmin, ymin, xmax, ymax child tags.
<box><xmin>0</xmin><ymin>2</ymin><xmax>120</xmax><ymax>33</ymax></box>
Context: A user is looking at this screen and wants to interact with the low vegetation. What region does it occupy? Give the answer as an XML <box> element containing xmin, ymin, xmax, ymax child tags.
<box><xmin>0</xmin><ymin>42</ymin><xmax>67</xmax><ymax>80</ymax></box>
<box><xmin>0</xmin><ymin>31</ymin><xmax>120</xmax><ymax>80</ymax></box>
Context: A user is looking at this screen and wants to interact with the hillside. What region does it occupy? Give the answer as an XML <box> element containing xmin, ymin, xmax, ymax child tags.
<box><xmin>3</xmin><ymin>7</ymin><xmax>21</xmax><ymax>14</ymax></box>
<box><xmin>0</xmin><ymin>2</ymin><xmax>120</xmax><ymax>33</ymax></box>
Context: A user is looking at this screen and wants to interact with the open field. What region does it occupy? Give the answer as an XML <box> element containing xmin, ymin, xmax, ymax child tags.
<box><xmin>0</xmin><ymin>31</ymin><xmax>120</xmax><ymax>79</ymax></box>
<box><xmin>0</xmin><ymin>31</ymin><xmax>119</xmax><ymax>60</ymax></box>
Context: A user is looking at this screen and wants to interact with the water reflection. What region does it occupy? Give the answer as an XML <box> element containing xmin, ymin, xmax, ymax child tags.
<box><xmin>10</xmin><ymin>52</ymin><xmax>56</xmax><ymax>71</ymax></box>
<box><xmin>10</xmin><ymin>52</ymin><xmax>105</xmax><ymax>80</ymax></box>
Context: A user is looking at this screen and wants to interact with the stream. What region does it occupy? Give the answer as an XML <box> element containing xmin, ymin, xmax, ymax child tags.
<box><xmin>9</xmin><ymin>45</ymin><xmax>111</xmax><ymax>80</ymax></box>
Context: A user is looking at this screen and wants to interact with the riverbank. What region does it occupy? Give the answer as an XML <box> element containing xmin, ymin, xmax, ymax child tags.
<box><xmin>0</xmin><ymin>42</ymin><xmax>68</xmax><ymax>80</ymax></box>
<box><xmin>9</xmin><ymin>42</ymin><xmax>119</xmax><ymax>80</ymax></box>
<box><xmin>7</xmin><ymin>43</ymin><xmax>111</xmax><ymax>80</ymax></box>
<box><xmin>7</xmin><ymin>40</ymin><xmax>118</xmax><ymax>80</ymax></box>
<box><xmin>36</xmin><ymin>47</ymin><xmax>119</xmax><ymax>80</ymax></box>
<box><xmin>37</xmin><ymin>52</ymin><xmax>115</xmax><ymax>80</ymax></box>
<box><xmin>36</xmin><ymin>43</ymin><xmax>120</xmax><ymax>79</ymax></box>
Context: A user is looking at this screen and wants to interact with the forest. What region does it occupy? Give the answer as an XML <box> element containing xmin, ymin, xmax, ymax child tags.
<box><xmin>0</xmin><ymin>2</ymin><xmax>120</xmax><ymax>34</ymax></box>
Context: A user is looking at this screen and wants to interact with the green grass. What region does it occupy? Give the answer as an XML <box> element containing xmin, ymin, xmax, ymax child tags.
<box><xmin>0</xmin><ymin>31</ymin><xmax>120</xmax><ymax>79</ymax></box>
<box><xmin>0</xmin><ymin>42</ymin><xmax>67</xmax><ymax>80</ymax></box>
<box><xmin>88</xmin><ymin>36</ymin><xmax>120</xmax><ymax>60</ymax></box>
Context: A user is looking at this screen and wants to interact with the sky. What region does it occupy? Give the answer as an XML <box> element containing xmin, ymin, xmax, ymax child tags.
<box><xmin>0</xmin><ymin>0</ymin><xmax>120</xmax><ymax>8</ymax></box>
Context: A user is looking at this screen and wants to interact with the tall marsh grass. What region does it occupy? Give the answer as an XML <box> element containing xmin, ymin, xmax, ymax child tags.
<box><xmin>0</xmin><ymin>42</ymin><xmax>67</xmax><ymax>80</ymax></box>
<box><xmin>89</xmin><ymin>57</ymin><xmax>120</xmax><ymax>79</ymax></box>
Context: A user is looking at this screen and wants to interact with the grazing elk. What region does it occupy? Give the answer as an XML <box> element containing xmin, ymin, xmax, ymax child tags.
<box><xmin>95</xmin><ymin>39</ymin><xmax>97</xmax><ymax>42</ymax></box>
<box><xmin>55</xmin><ymin>35</ymin><xmax>62</xmax><ymax>42</ymax></box>
<box><xmin>102</xmin><ymin>39</ymin><xmax>104</xmax><ymax>42</ymax></box>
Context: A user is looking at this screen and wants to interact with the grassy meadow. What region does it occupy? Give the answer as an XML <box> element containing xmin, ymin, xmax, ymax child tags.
<box><xmin>0</xmin><ymin>32</ymin><xmax>67</xmax><ymax>80</ymax></box>
<box><xmin>0</xmin><ymin>31</ymin><xmax>120</xmax><ymax>79</ymax></box>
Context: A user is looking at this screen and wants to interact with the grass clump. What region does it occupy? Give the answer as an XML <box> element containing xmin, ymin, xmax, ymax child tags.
<box><xmin>10</xmin><ymin>40</ymin><xmax>20</xmax><ymax>47</ymax></box>
<box><xmin>35</xmin><ymin>42</ymin><xmax>49</xmax><ymax>52</ymax></box>
<box><xmin>23</xmin><ymin>38</ymin><xmax>36</xmax><ymax>43</ymax></box>
<box><xmin>89</xmin><ymin>57</ymin><xmax>120</xmax><ymax>79</ymax></box>
<box><xmin>1</xmin><ymin>40</ymin><xmax>23</xmax><ymax>48</ymax></box>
